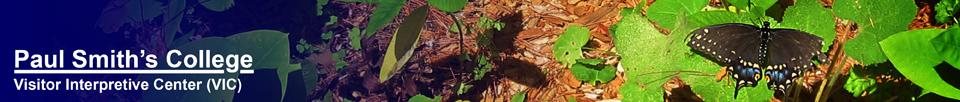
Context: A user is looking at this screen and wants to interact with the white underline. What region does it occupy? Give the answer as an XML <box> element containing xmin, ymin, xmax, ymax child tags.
<box><xmin>13</xmin><ymin>70</ymin><xmax>255</xmax><ymax>74</ymax></box>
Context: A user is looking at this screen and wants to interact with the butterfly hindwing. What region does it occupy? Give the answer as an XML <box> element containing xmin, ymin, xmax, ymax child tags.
<box><xmin>763</xmin><ymin>29</ymin><xmax>828</xmax><ymax>94</ymax></box>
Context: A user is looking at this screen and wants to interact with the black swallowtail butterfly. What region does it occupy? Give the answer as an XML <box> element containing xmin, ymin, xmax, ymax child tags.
<box><xmin>687</xmin><ymin>22</ymin><xmax>829</xmax><ymax>98</ymax></box>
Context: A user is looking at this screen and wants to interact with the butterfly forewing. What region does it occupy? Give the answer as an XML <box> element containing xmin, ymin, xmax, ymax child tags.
<box><xmin>687</xmin><ymin>23</ymin><xmax>768</xmax><ymax>98</ymax></box>
<box><xmin>688</xmin><ymin>23</ymin><xmax>765</xmax><ymax>65</ymax></box>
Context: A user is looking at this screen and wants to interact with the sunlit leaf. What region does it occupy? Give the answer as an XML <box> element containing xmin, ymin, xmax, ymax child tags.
<box><xmin>882</xmin><ymin>29</ymin><xmax>960</xmax><ymax>100</ymax></box>
<box><xmin>780</xmin><ymin>0</ymin><xmax>836</xmax><ymax>52</ymax></box>
<box><xmin>553</xmin><ymin>25</ymin><xmax>590</xmax><ymax>67</ymax></box>
<box><xmin>931</xmin><ymin>29</ymin><xmax>960</xmax><ymax>68</ymax></box>
<box><xmin>836</xmin><ymin>0</ymin><xmax>918</xmax><ymax>65</ymax></box>
<box><xmin>379</xmin><ymin>6</ymin><xmax>428</xmax><ymax>82</ymax></box>
<box><xmin>646</xmin><ymin>0</ymin><xmax>707</xmax><ymax>30</ymax></box>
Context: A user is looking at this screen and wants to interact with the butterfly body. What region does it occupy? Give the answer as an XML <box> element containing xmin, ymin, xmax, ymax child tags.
<box><xmin>687</xmin><ymin>22</ymin><xmax>828</xmax><ymax>98</ymax></box>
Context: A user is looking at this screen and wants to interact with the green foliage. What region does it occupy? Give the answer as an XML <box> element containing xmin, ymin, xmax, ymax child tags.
<box><xmin>326</xmin><ymin>16</ymin><xmax>339</xmax><ymax>26</ymax></box>
<box><xmin>321</xmin><ymin>91</ymin><xmax>335</xmax><ymax>102</ymax></box>
<box><xmin>615</xmin><ymin>7</ymin><xmax>774</xmax><ymax>101</ymax></box>
<box><xmin>169</xmin><ymin>29</ymin><xmax>196</xmax><ymax>48</ymax></box>
<box><xmin>836</xmin><ymin>0</ymin><xmax>918</xmax><ymax>65</ymax></box>
<box><xmin>449</xmin><ymin>20</ymin><xmax>465</xmax><ymax>33</ymax></box>
<box><xmin>726</xmin><ymin>0</ymin><xmax>776</xmax><ymax>16</ymax></box>
<box><xmin>881</xmin><ymin>29</ymin><xmax>960</xmax><ymax>100</ymax></box>
<box><xmin>779</xmin><ymin>0</ymin><xmax>836</xmax><ymax>52</ymax></box>
<box><xmin>317</xmin><ymin>0</ymin><xmax>329</xmax><ymax>16</ymax></box>
<box><xmin>302</xmin><ymin>60</ymin><xmax>319</xmax><ymax>96</ymax></box>
<box><xmin>349</xmin><ymin>28</ymin><xmax>363</xmax><ymax>50</ymax></box>
<box><xmin>570</xmin><ymin>59</ymin><xmax>616</xmax><ymax>84</ymax></box>
<box><xmin>931</xmin><ymin>30</ymin><xmax>960</xmax><ymax>68</ymax></box>
<box><xmin>140</xmin><ymin>30</ymin><xmax>300</xmax><ymax>102</ymax></box>
<box><xmin>843</xmin><ymin>67</ymin><xmax>877</xmax><ymax>97</ymax></box>
<box><xmin>646</xmin><ymin>0</ymin><xmax>707</xmax><ymax>30</ymax></box>
<box><xmin>334</xmin><ymin>50</ymin><xmax>349</xmax><ymax>70</ymax></box>
<box><xmin>553</xmin><ymin>25</ymin><xmax>590</xmax><ymax>67</ymax></box>
<box><xmin>477</xmin><ymin>16</ymin><xmax>505</xmax><ymax>31</ymax></box>
<box><xmin>936</xmin><ymin>0</ymin><xmax>960</xmax><ymax>24</ymax></box>
<box><xmin>619</xmin><ymin>0</ymin><xmax>645</xmax><ymax>16</ymax></box>
<box><xmin>511</xmin><ymin>91</ymin><xmax>526</xmax><ymax>102</ymax></box>
<box><xmin>380</xmin><ymin>6</ymin><xmax>429</xmax><ymax>83</ymax></box>
<box><xmin>409</xmin><ymin>94</ymin><xmax>443</xmax><ymax>102</ymax></box>
<box><xmin>96</xmin><ymin>6</ymin><xmax>127</xmax><ymax>33</ymax></box>
<box><xmin>296</xmin><ymin>39</ymin><xmax>311</xmax><ymax>53</ymax></box>
<box><xmin>127</xmin><ymin>0</ymin><xmax>164</xmax><ymax>22</ymax></box>
<box><xmin>164</xmin><ymin>0</ymin><xmax>186</xmax><ymax>50</ymax></box>
<box><xmin>453</xmin><ymin>81</ymin><xmax>473</xmax><ymax>95</ymax></box>
<box><xmin>198</xmin><ymin>0</ymin><xmax>234</xmax><ymax>12</ymax></box>
<box><xmin>322</xmin><ymin>31</ymin><xmax>334</xmax><ymax>40</ymax></box>
<box><xmin>427</xmin><ymin>0</ymin><xmax>468</xmax><ymax>13</ymax></box>
<box><xmin>363</xmin><ymin>0</ymin><xmax>406</xmax><ymax>36</ymax></box>
<box><xmin>473</xmin><ymin>16</ymin><xmax>504</xmax><ymax>57</ymax></box>
<box><xmin>687</xmin><ymin>11</ymin><xmax>741</xmax><ymax>27</ymax></box>
<box><xmin>474</xmin><ymin>56</ymin><xmax>492</xmax><ymax>79</ymax></box>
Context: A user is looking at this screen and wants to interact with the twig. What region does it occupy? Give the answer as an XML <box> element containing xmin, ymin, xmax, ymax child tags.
<box><xmin>815</xmin><ymin>37</ymin><xmax>848</xmax><ymax>102</ymax></box>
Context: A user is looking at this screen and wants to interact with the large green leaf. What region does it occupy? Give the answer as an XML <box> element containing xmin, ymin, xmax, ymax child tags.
<box><xmin>379</xmin><ymin>6</ymin><xmax>428</xmax><ymax>83</ymax></box>
<box><xmin>363</xmin><ymin>0</ymin><xmax>406</xmax><ymax>36</ymax></box>
<box><xmin>198</xmin><ymin>0</ymin><xmax>235</xmax><ymax>12</ymax></box>
<box><xmin>835</xmin><ymin>0</ymin><xmax>917</xmax><ymax>65</ymax></box>
<box><xmin>126</xmin><ymin>0</ymin><xmax>164</xmax><ymax>22</ymax></box>
<box><xmin>553</xmin><ymin>25</ymin><xmax>590</xmax><ymax>67</ymax></box>
<box><xmin>615</xmin><ymin>11</ymin><xmax>773</xmax><ymax>101</ymax></box>
<box><xmin>881</xmin><ymin>29</ymin><xmax>960</xmax><ymax>100</ymax></box>
<box><xmin>427</xmin><ymin>0</ymin><xmax>467</xmax><ymax>13</ymax></box>
<box><xmin>164</xmin><ymin>0</ymin><xmax>186</xmax><ymax>49</ymax></box>
<box><xmin>302</xmin><ymin>60</ymin><xmax>318</xmax><ymax>96</ymax></box>
<box><xmin>646</xmin><ymin>0</ymin><xmax>708</xmax><ymax>30</ymax></box>
<box><xmin>931</xmin><ymin>30</ymin><xmax>960</xmax><ymax>68</ymax></box>
<box><xmin>780</xmin><ymin>0</ymin><xmax>836</xmax><ymax>52</ymax></box>
<box><xmin>140</xmin><ymin>30</ymin><xmax>297</xmax><ymax>102</ymax></box>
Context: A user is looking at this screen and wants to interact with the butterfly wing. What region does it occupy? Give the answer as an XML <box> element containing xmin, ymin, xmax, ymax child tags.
<box><xmin>687</xmin><ymin>23</ymin><xmax>766</xmax><ymax>98</ymax></box>
<box><xmin>763</xmin><ymin>29</ymin><xmax>828</xmax><ymax>93</ymax></box>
